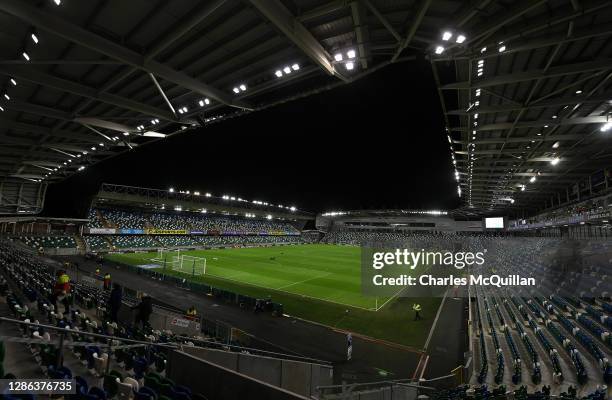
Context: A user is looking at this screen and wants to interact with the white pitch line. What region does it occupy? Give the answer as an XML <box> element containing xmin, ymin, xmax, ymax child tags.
<box><xmin>423</xmin><ymin>287</ymin><xmax>449</xmax><ymax>351</ymax></box>
<box><xmin>275</xmin><ymin>273</ymin><xmax>332</xmax><ymax>290</ymax></box>
<box><xmin>375</xmin><ymin>286</ymin><xmax>406</xmax><ymax>311</ymax></box>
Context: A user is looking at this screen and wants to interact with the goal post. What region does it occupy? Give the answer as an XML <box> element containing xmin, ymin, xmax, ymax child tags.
<box><xmin>180</xmin><ymin>255</ymin><xmax>206</xmax><ymax>276</ymax></box>
<box><xmin>151</xmin><ymin>248</ymin><xmax>181</xmax><ymax>270</ymax></box>
<box><xmin>150</xmin><ymin>249</ymin><xmax>205</xmax><ymax>276</ymax></box>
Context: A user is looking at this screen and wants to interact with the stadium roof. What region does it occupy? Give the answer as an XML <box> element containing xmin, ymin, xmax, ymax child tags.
<box><xmin>0</xmin><ymin>0</ymin><xmax>610</xmax><ymax>216</ymax></box>
<box><xmin>432</xmin><ymin>0</ymin><xmax>612</xmax><ymax>214</ymax></box>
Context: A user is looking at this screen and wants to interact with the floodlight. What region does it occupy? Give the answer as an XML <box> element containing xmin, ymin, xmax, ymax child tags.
<box><xmin>550</xmin><ymin>157</ymin><xmax>560</xmax><ymax>166</ymax></box>
<box><xmin>435</xmin><ymin>46</ymin><xmax>444</xmax><ymax>54</ymax></box>
<box><xmin>345</xmin><ymin>62</ymin><xmax>354</xmax><ymax>70</ymax></box>
<box><xmin>4</xmin><ymin>94</ymin><xmax>10</xmax><ymax>100</ymax></box>
<box><xmin>204</xmin><ymin>98</ymin><xmax>210</xmax><ymax>105</ymax></box>
<box><xmin>283</xmin><ymin>66</ymin><xmax>291</xmax><ymax>74</ymax></box>
<box><xmin>239</xmin><ymin>84</ymin><xmax>247</xmax><ymax>91</ymax></box>
<box><xmin>290</xmin><ymin>206</ymin><xmax>296</xmax><ymax>212</ymax></box>
<box><xmin>53</xmin><ymin>0</ymin><xmax>61</xmax><ymax>5</ymax></box>
<box><xmin>199</xmin><ymin>100</ymin><xmax>204</xmax><ymax>107</ymax></box>
<box><xmin>78</xmin><ymin>166</ymin><xmax>85</xmax><ymax>171</ymax></box>
<box><xmin>552</xmin><ymin>141</ymin><xmax>560</xmax><ymax>149</ymax></box>
<box><xmin>529</xmin><ymin>176</ymin><xmax>536</xmax><ymax>183</ymax></box>
<box><xmin>480</xmin><ymin>47</ymin><xmax>487</xmax><ymax>53</ymax></box>
<box><xmin>442</xmin><ymin>31</ymin><xmax>452</xmax><ymax>41</ymax></box>
<box><xmin>575</xmin><ymin>90</ymin><xmax>582</xmax><ymax>94</ymax></box>
<box><xmin>266</xmin><ymin>215</ymin><xmax>273</xmax><ymax>220</ymax></box>
<box><xmin>10</xmin><ymin>78</ymin><xmax>16</xmax><ymax>86</ymax></box>
<box><xmin>233</xmin><ymin>87</ymin><xmax>240</xmax><ymax>93</ymax></box>
<box><xmin>31</xmin><ymin>33</ymin><xmax>39</xmax><ymax>44</ymax></box>
<box><xmin>169</xmin><ymin>188</ymin><xmax>175</xmax><ymax>193</ymax></box>
<box><xmin>143</xmin><ymin>131</ymin><xmax>166</xmax><ymax>138</ymax></box>
<box><xmin>22</xmin><ymin>52</ymin><xmax>30</xmax><ymax>61</ymax></box>
<box><xmin>456</xmin><ymin>34</ymin><xmax>466</xmax><ymax>43</ymax></box>
<box><xmin>601</xmin><ymin>122</ymin><xmax>612</xmax><ymax>132</ymax></box>
<box><xmin>498</xmin><ymin>45</ymin><xmax>506</xmax><ymax>52</ymax></box>
<box><xmin>334</xmin><ymin>53</ymin><xmax>343</xmax><ymax>61</ymax></box>
<box><xmin>0</xmin><ymin>106</ymin><xmax>4</xmax><ymax>112</ymax></box>
<box><xmin>275</xmin><ymin>70</ymin><xmax>283</xmax><ymax>78</ymax></box>
<box><xmin>205</xmin><ymin>193</ymin><xmax>212</xmax><ymax>197</ymax></box>
<box><xmin>347</xmin><ymin>49</ymin><xmax>356</xmax><ymax>59</ymax></box>
<box><xmin>291</xmin><ymin>63</ymin><xmax>299</xmax><ymax>71</ymax></box>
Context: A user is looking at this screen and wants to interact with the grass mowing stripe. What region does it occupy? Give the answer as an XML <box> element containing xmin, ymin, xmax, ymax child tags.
<box><xmin>106</xmin><ymin>244</ymin><xmax>440</xmax><ymax>347</ymax></box>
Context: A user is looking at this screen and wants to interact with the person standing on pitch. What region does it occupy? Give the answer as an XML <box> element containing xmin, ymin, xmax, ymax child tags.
<box><xmin>346</xmin><ymin>333</ymin><xmax>353</xmax><ymax>361</ymax></box>
<box><xmin>412</xmin><ymin>303</ymin><xmax>422</xmax><ymax>320</ymax></box>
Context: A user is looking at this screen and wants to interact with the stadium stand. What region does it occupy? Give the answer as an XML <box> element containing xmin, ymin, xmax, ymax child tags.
<box><xmin>17</xmin><ymin>235</ymin><xmax>76</xmax><ymax>249</ymax></box>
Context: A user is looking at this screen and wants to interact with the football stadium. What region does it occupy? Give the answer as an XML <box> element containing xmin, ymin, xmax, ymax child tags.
<box><xmin>0</xmin><ymin>1</ymin><xmax>611</xmax><ymax>399</ymax></box>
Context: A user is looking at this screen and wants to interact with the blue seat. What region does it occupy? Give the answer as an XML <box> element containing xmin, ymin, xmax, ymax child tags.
<box><xmin>76</xmin><ymin>375</ymin><xmax>88</xmax><ymax>394</ymax></box>
<box><xmin>88</xmin><ymin>386</ymin><xmax>107</xmax><ymax>400</ymax></box>
<box><xmin>137</xmin><ymin>386</ymin><xmax>157</xmax><ymax>400</ymax></box>
<box><xmin>170</xmin><ymin>387</ymin><xmax>191</xmax><ymax>400</ymax></box>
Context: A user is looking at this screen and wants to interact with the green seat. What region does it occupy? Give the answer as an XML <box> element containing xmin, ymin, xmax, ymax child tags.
<box><xmin>158</xmin><ymin>382</ymin><xmax>173</xmax><ymax>397</ymax></box>
<box><xmin>110</xmin><ymin>369</ymin><xmax>123</xmax><ymax>381</ymax></box>
<box><xmin>103</xmin><ymin>374</ymin><xmax>119</xmax><ymax>398</ymax></box>
<box><xmin>144</xmin><ymin>374</ymin><xmax>160</xmax><ymax>390</ymax></box>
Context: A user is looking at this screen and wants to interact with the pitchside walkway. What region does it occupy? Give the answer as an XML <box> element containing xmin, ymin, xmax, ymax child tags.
<box><xmin>57</xmin><ymin>256</ymin><xmax>462</xmax><ymax>384</ymax></box>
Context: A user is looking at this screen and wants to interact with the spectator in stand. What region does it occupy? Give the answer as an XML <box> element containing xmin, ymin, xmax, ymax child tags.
<box><xmin>108</xmin><ymin>283</ymin><xmax>123</xmax><ymax>322</ymax></box>
<box><xmin>133</xmin><ymin>293</ymin><xmax>153</xmax><ymax>330</ymax></box>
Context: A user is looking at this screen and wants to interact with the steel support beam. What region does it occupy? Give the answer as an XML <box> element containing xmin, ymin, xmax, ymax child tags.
<box><xmin>391</xmin><ymin>0</ymin><xmax>432</xmax><ymax>62</ymax></box>
<box><xmin>0</xmin><ymin>0</ymin><xmax>247</xmax><ymax>109</ymax></box>
<box><xmin>442</xmin><ymin>59</ymin><xmax>612</xmax><ymax>90</ymax></box>
<box><xmin>249</xmin><ymin>0</ymin><xmax>337</xmax><ymax>78</ymax></box>
<box><xmin>0</xmin><ymin>65</ymin><xmax>179</xmax><ymax>122</ymax></box>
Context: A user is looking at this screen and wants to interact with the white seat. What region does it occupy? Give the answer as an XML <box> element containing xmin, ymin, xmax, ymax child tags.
<box><xmin>123</xmin><ymin>377</ymin><xmax>139</xmax><ymax>392</ymax></box>
<box><xmin>93</xmin><ymin>352</ymin><xmax>109</xmax><ymax>376</ymax></box>
<box><xmin>117</xmin><ymin>381</ymin><xmax>135</xmax><ymax>399</ymax></box>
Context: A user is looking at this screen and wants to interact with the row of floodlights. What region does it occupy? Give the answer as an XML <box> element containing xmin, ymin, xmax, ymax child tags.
<box><xmin>168</xmin><ymin>188</ymin><xmax>297</xmax><ymax>211</ymax></box>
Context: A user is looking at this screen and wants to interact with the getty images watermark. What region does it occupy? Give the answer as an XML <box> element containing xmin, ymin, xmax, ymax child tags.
<box><xmin>360</xmin><ymin>243</ymin><xmax>537</xmax><ymax>298</ymax></box>
<box><xmin>360</xmin><ymin>238</ymin><xmax>611</xmax><ymax>298</ymax></box>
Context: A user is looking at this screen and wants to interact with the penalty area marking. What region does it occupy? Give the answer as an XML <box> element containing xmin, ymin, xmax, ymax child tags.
<box><xmin>275</xmin><ymin>272</ymin><xmax>332</xmax><ymax>290</ymax></box>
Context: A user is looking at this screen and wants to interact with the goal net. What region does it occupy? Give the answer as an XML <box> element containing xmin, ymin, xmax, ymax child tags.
<box><xmin>179</xmin><ymin>255</ymin><xmax>206</xmax><ymax>276</ymax></box>
<box><xmin>150</xmin><ymin>249</ymin><xmax>206</xmax><ymax>276</ymax></box>
<box><xmin>151</xmin><ymin>249</ymin><xmax>181</xmax><ymax>268</ymax></box>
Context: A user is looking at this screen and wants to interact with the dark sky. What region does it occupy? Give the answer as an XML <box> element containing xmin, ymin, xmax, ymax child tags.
<box><xmin>43</xmin><ymin>60</ymin><xmax>459</xmax><ymax>218</ymax></box>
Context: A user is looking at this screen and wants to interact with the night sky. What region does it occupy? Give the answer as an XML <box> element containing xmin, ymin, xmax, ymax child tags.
<box><xmin>43</xmin><ymin>61</ymin><xmax>460</xmax><ymax>218</ymax></box>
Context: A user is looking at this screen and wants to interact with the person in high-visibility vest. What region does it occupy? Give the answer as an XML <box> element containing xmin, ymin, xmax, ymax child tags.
<box><xmin>103</xmin><ymin>273</ymin><xmax>111</xmax><ymax>290</ymax></box>
<box><xmin>186</xmin><ymin>306</ymin><xmax>197</xmax><ymax>320</ymax></box>
<box><xmin>52</xmin><ymin>270</ymin><xmax>71</xmax><ymax>314</ymax></box>
<box><xmin>412</xmin><ymin>303</ymin><xmax>422</xmax><ymax>321</ymax></box>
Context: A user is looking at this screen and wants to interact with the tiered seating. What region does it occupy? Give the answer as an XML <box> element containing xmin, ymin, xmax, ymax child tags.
<box><xmin>483</xmin><ymin>298</ymin><xmax>504</xmax><ymax>384</ymax></box>
<box><xmin>0</xmin><ymin>242</ymin><xmax>204</xmax><ymax>399</ymax></box>
<box><xmin>474</xmin><ymin>296</ymin><xmax>488</xmax><ymax>383</ymax></box>
<box><xmin>99</xmin><ymin>209</ymin><xmax>149</xmax><ymax>229</ymax></box>
<box><xmin>156</xmin><ymin>235</ymin><xmax>201</xmax><ymax>247</ymax></box>
<box><xmin>501</xmin><ymin>299</ymin><xmax>541</xmax><ymax>384</ymax></box>
<box><xmin>17</xmin><ymin>236</ymin><xmax>76</xmax><ymax>249</ymax></box>
<box><xmin>110</xmin><ymin>236</ymin><xmax>160</xmax><ymax>249</ymax></box>
<box><xmin>84</xmin><ymin>235</ymin><xmax>111</xmax><ymax>251</ymax></box>
<box><xmin>148</xmin><ymin>213</ymin><xmax>186</xmax><ymax>230</ymax></box>
<box><xmin>490</xmin><ymin>298</ymin><xmax>521</xmax><ymax>384</ymax></box>
<box><xmin>88</xmin><ymin>209</ymin><xmax>105</xmax><ymax>229</ymax></box>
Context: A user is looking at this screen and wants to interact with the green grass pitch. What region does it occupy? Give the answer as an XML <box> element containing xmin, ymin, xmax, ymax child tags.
<box><xmin>106</xmin><ymin>244</ymin><xmax>441</xmax><ymax>347</ymax></box>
